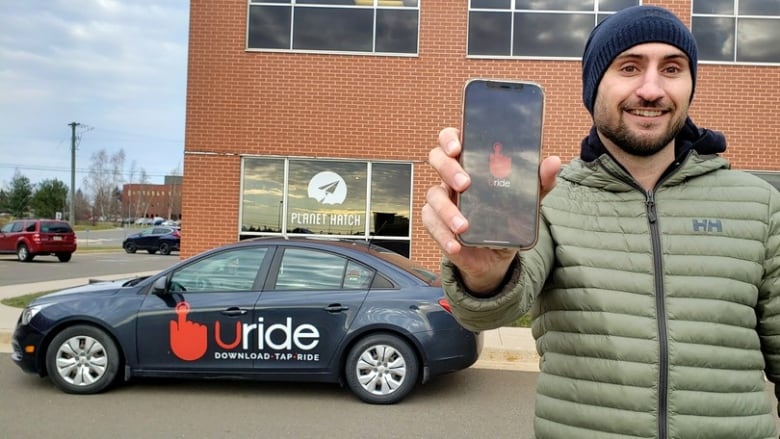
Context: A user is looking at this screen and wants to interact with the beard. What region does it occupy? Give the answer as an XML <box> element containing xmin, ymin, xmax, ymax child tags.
<box><xmin>594</xmin><ymin>101</ymin><xmax>687</xmax><ymax>157</ymax></box>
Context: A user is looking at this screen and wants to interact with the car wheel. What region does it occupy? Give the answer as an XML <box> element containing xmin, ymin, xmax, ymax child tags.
<box><xmin>124</xmin><ymin>243</ymin><xmax>137</xmax><ymax>254</ymax></box>
<box><xmin>56</xmin><ymin>252</ymin><xmax>72</xmax><ymax>262</ymax></box>
<box><xmin>159</xmin><ymin>242</ymin><xmax>171</xmax><ymax>255</ymax></box>
<box><xmin>17</xmin><ymin>243</ymin><xmax>33</xmax><ymax>262</ymax></box>
<box><xmin>344</xmin><ymin>333</ymin><xmax>419</xmax><ymax>404</ymax></box>
<box><xmin>45</xmin><ymin>325</ymin><xmax>121</xmax><ymax>394</ymax></box>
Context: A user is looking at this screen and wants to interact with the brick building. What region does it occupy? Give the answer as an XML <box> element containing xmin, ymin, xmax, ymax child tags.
<box><xmin>122</xmin><ymin>175</ymin><xmax>183</xmax><ymax>222</ymax></box>
<box><xmin>181</xmin><ymin>0</ymin><xmax>780</xmax><ymax>270</ymax></box>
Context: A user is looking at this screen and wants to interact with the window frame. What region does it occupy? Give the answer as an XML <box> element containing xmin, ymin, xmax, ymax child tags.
<box><xmin>239</xmin><ymin>156</ymin><xmax>413</xmax><ymax>252</ymax></box>
<box><xmin>246</xmin><ymin>0</ymin><xmax>421</xmax><ymax>56</ymax></box>
<box><xmin>466</xmin><ymin>0</ymin><xmax>642</xmax><ymax>60</ymax></box>
<box><xmin>691</xmin><ymin>0</ymin><xmax>780</xmax><ymax>66</ymax></box>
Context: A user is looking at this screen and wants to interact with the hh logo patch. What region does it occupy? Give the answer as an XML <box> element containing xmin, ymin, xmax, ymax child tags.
<box><xmin>692</xmin><ymin>219</ymin><xmax>723</xmax><ymax>233</ymax></box>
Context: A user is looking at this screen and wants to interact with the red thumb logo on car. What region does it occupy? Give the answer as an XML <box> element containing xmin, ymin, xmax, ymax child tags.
<box><xmin>169</xmin><ymin>302</ymin><xmax>208</xmax><ymax>361</ymax></box>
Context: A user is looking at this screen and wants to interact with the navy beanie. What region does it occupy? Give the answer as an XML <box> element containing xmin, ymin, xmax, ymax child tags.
<box><xmin>581</xmin><ymin>5</ymin><xmax>698</xmax><ymax>114</ymax></box>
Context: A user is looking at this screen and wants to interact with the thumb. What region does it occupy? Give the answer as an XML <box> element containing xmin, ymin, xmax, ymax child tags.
<box><xmin>539</xmin><ymin>155</ymin><xmax>561</xmax><ymax>200</ymax></box>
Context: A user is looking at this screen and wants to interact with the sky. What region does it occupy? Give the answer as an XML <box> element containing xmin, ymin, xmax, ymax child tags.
<box><xmin>0</xmin><ymin>0</ymin><xmax>190</xmax><ymax>191</ymax></box>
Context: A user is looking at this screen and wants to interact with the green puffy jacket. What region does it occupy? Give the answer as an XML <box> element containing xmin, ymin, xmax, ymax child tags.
<box><xmin>442</xmin><ymin>151</ymin><xmax>780</xmax><ymax>439</ymax></box>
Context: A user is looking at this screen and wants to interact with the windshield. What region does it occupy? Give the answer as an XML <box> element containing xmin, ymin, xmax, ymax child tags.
<box><xmin>41</xmin><ymin>221</ymin><xmax>73</xmax><ymax>233</ymax></box>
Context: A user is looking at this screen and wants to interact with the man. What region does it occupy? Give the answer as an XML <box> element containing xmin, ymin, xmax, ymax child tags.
<box><xmin>423</xmin><ymin>5</ymin><xmax>780</xmax><ymax>439</ymax></box>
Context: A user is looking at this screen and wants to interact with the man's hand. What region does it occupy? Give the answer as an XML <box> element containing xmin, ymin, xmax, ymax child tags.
<box><xmin>422</xmin><ymin>127</ymin><xmax>561</xmax><ymax>294</ymax></box>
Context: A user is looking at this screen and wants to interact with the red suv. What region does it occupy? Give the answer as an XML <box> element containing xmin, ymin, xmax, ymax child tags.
<box><xmin>0</xmin><ymin>219</ymin><xmax>77</xmax><ymax>262</ymax></box>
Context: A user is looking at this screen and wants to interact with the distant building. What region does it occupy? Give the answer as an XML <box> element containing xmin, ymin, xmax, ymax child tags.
<box><xmin>122</xmin><ymin>177</ymin><xmax>182</xmax><ymax>221</ymax></box>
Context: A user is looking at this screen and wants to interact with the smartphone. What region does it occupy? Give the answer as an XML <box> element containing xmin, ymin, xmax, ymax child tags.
<box><xmin>457</xmin><ymin>79</ymin><xmax>545</xmax><ymax>249</ymax></box>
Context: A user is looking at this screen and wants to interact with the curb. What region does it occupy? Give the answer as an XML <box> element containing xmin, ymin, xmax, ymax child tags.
<box><xmin>473</xmin><ymin>347</ymin><xmax>540</xmax><ymax>371</ymax></box>
<box><xmin>0</xmin><ymin>331</ymin><xmax>10</xmax><ymax>354</ymax></box>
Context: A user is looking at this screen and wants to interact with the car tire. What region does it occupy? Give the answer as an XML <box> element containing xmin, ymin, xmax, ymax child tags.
<box><xmin>159</xmin><ymin>242</ymin><xmax>171</xmax><ymax>255</ymax></box>
<box><xmin>17</xmin><ymin>243</ymin><xmax>33</xmax><ymax>262</ymax></box>
<box><xmin>56</xmin><ymin>252</ymin><xmax>72</xmax><ymax>262</ymax></box>
<box><xmin>344</xmin><ymin>333</ymin><xmax>419</xmax><ymax>404</ymax></box>
<box><xmin>45</xmin><ymin>325</ymin><xmax>121</xmax><ymax>394</ymax></box>
<box><xmin>124</xmin><ymin>243</ymin><xmax>137</xmax><ymax>254</ymax></box>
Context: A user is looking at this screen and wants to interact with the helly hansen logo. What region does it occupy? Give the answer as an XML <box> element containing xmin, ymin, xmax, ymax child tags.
<box><xmin>692</xmin><ymin>219</ymin><xmax>723</xmax><ymax>233</ymax></box>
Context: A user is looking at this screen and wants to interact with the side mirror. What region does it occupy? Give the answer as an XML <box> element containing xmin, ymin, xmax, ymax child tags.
<box><xmin>152</xmin><ymin>277</ymin><xmax>168</xmax><ymax>293</ymax></box>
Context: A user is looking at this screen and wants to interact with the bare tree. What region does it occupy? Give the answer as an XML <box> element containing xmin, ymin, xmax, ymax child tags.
<box><xmin>83</xmin><ymin>149</ymin><xmax>125</xmax><ymax>222</ymax></box>
<box><xmin>125</xmin><ymin>160</ymin><xmax>137</xmax><ymax>222</ymax></box>
<box><xmin>167</xmin><ymin>163</ymin><xmax>183</xmax><ymax>220</ymax></box>
<box><xmin>138</xmin><ymin>168</ymin><xmax>150</xmax><ymax>220</ymax></box>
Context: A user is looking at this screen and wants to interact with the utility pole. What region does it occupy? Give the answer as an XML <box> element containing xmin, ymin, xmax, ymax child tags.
<box><xmin>68</xmin><ymin>122</ymin><xmax>79</xmax><ymax>224</ymax></box>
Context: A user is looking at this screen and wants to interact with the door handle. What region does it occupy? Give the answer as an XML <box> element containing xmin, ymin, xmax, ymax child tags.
<box><xmin>324</xmin><ymin>304</ymin><xmax>349</xmax><ymax>313</ymax></box>
<box><xmin>221</xmin><ymin>307</ymin><xmax>248</xmax><ymax>317</ymax></box>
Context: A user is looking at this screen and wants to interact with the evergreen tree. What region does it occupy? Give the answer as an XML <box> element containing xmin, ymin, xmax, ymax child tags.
<box><xmin>7</xmin><ymin>171</ymin><xmax>33</xmax><ymax>217</ymax></box>
<box><xmin>31</xmin><ymin>179</ymin><xmax>69</xmax><ymax>219</ymax></box>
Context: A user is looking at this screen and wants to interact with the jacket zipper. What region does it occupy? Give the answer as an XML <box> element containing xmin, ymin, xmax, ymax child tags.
<box><xmin>646</xmin><ymin>190</ymin><xmax>668</xmax><ymax>439</ymax></box>
<box><xmin>596</xmin><ymin>159</ymin><xmax>673</xmax><ymax>439</ymax></box>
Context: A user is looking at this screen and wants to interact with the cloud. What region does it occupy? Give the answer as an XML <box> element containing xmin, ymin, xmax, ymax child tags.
<box><xmin>0</xmin><ymin>0</ymin><xmax>189</xmax><ymax>188</ymax></box>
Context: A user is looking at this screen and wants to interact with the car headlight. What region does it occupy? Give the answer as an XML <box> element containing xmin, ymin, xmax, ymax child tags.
<box><xmin>20</xmin><ymin>304</ymin><xmax>49</xmax><ymax>326</ymax></box>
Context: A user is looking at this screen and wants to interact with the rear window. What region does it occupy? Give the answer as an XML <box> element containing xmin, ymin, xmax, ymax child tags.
<box><xmin>370</xmin><ymin>248</ymin><xmax>440</xmax><ymax>286</ymax></box>
<box><xmin>40</xmin><ymin>222</ymin><xmax>73</xmax><ymax>233</ymax></box>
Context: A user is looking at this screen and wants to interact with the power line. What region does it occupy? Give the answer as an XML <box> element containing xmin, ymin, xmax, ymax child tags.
<box><xmin>0</xmin><ymin>163</ymin><xmax>175</xmax><ymax>178</ymax></box>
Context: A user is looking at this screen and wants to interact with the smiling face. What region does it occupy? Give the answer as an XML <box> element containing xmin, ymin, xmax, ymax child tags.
<box><xmin>593</xmin><ymin>42</ymin><xmax>693</xmax><ymax>157</ymax></box>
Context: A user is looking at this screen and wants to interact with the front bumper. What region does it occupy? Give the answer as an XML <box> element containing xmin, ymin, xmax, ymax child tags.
<box><xmin>11</xmin><ymin>322</ymin><xmax>46</xmax><ymax>375</ymax></box>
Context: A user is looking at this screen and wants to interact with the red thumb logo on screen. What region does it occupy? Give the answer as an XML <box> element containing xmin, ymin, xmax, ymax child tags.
<box><xmin>489</xmin><ymin>142</ymin><xmax>512</xmax><ymax>179</ymax></box>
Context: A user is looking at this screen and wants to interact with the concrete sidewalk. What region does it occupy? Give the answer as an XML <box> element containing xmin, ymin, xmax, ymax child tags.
<box><xmin>0</xmin><ymin>275</ymin><xmax>540</xmax><ymax>371</ymax></box>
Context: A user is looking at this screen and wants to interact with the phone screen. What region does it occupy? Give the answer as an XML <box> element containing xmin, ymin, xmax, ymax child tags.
<box><xmin>458</xmin><ymin>79</ymin><xmax>545</xmax><ymax>249</ymax></box>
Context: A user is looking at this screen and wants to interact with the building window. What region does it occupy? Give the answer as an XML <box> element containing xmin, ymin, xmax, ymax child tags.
<box><xmin>467</xmin><ymin>0</ymin><xmax>640</xmax><ymax>58</ymax></box>
<box><xmin>247</xmin><ymin>0</ymin><xmax>420</xmax><ymax>55</ymax></box>
<box><xmin>240</xmin><ymin>157</ymin><xmax>412</xmax><ymax>256</ymax></box>
<box><xmin>750</xmin><ymin>171</ymin><xmax>780</xmax><ymax>191</ymax></box>
<box><xmin>692</xmin><ymin>0</ymin><xmax>780</xmax><ymax>64</ymax></box>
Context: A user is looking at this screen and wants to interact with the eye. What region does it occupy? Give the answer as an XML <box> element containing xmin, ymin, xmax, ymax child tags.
<box><xmin>620</xmin><ymin>64</ymin><xmax>639</xmax><ymax>74</ymax></box>
<box><xmin>662</xmin><ymin>65</ymin><xmax>682</xmax><ymax>74</ymax></box>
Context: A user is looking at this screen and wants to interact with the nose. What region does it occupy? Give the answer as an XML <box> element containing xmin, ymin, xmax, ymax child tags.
<box><xmin>635</xmin><ymin>71</ymin><xmax>665</xmax><ymax>103</ymax></box>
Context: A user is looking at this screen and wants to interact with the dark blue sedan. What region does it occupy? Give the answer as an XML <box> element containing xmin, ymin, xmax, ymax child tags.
<box><xmin>11</xmin><ymin>238</ymin><xmax>482</xmax><ymax>404</ymax></box>
<box><xmin>123</xmin><ymin>226</ymin><xmax>180</xmax><ymax>255</ymax></box>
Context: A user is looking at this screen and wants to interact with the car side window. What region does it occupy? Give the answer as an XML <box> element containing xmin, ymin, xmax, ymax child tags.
<box><xmin>343</xmin><ymin>260</ymin><xmax>374</xmax><ymax>289</ymax></box>
<box><xmin>274</xmin><ymin>248</ymin><xmax>374</xmax><ymax>290</ymax></box>
<box><xmin>10</xmin><ymin>222</ymin><xmax>23</xmax><ymax>233</ymax></box>
<box><xmin>169</xmin><ymin>247</ymin><xmax>268</xmax><ymax>293</ymax></box>
<box><xmin>25</xmin><ymin>223</ymin><xmax>36</xmax><ymax>232</ymax></box>
<box><xmin>0</xmin><ymin>223</ymin><xmax>13</xmax><ymax>233</ymax></box>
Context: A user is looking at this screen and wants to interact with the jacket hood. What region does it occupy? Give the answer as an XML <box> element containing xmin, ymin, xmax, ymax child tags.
<box><xmin>563</xmin><ymin>117</ymin><xmax>730</xmax><ymax>191</ymax></box>
<box><xmin>579</xmin><ymin>117</ymin><xmax>728</xmax><ymax>163</ymax></box>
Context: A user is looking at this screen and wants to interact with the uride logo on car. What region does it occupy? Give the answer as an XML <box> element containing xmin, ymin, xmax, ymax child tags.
<box><xmin>169</xmin><ymin>301</ymin><xmax>321</xmax><ymax>362</ymax></box>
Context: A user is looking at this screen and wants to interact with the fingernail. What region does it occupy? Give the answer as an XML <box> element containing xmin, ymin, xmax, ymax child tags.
<box><xmin>452</xmin><ymin>215</ymin><xmax>466</xmax><ymax>231</ymax></box>
<box><xmin>445</xmin><ymin>240</ymin><xmax>457</xmax><ymax>254</ymax></box>
<box><xmin>454</xmin><ymin>172</ymin><xmax>469</xmax><ymax>188</ymax></box>
<box><xmin>446</xmin><ymin>139</ymin><xmax>458</xmax><ymax>154</ymax></box>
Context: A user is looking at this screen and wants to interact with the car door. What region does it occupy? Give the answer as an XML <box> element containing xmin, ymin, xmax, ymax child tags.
<box><xmin>144</xmin><ymin>227</ymin><xmax>168</xmax><ymax>249</ymax></box>
<box><xmin>135</xmin><ymin>246</ymin><xmax>271</xmax><ymax>371</ymax></box>
<box><xmin>251</xmin><ymin>246</ymin><xmax>373</xmax><ymax>371</ymax></box>
<box><xmin>0</xmin><ymin>222</ymin><xmax>21</xmax><ymax>252</ymax></box>
<box><xmin>132</xmin><ymin>228</ymin><xmax>155</xmax><ymax>250</ymax></box>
